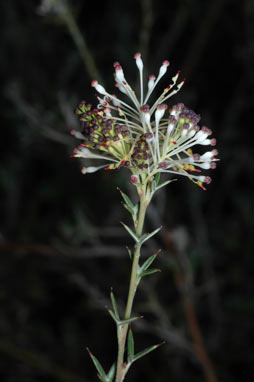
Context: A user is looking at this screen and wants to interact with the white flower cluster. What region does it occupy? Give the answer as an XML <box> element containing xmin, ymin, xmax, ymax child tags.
<box><xmin>72</xmin><ymin>53</ymin><xmax>218</xmax><ymax>190</ymax></box>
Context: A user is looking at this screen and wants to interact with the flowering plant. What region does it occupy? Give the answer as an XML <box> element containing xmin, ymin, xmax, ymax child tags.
<box><xmin>72</xmin><ymin>53</ymin><xmax>218</xmax><ymax>190</ymax></box>
<box><xmin>71</xmin><ymin>53</ymin><xmax>218</xmax><ymax>382</ymax></box>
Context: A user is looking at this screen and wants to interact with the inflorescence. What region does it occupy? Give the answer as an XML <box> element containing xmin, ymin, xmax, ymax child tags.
<box><xmin>71</xmin><ymin>53</ymin><xmax>219</xmax><ymax>190</ymax></box>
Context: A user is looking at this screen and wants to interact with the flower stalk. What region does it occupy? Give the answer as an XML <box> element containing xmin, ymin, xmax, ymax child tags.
<box><xmin>115</xmin><ymin>185</ymin><xmax>150</xmax><ymax>382</ymax></box>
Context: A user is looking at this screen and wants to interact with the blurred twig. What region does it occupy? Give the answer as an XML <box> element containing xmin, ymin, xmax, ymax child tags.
<box><xmin>69</xmin><ymin>272</ymin><xmax>193</xmax><ymax>355</ymax></box>
<box><xmin>139</xmin><ymin>280</ymin><xmax>194</xmax><ymax>355</ymax></box>
<box><xmin>148</xmin><ymin>198</ymin><xmax>218</xmax><ymax>382</ymax></box>
<box><xmin>163</xmin><ymin>230</ymin><xmax>218</xmax><ymax>382</ymax></box>
<box><xmin>56</xmin><ymin>0</ymin><xmax>101</xmax><ymax>81</ymax></box>
<box><xmin>6</xmin><ymin>84</ymin><xmax>72</xmax><ymax>145</ymax></box>
<box><xmin>0</xmin><ymin>240</ymin><xmax>127</xmax><ymax>258</ymax></box>
<box><xmin>0</xmin><ymin>339</ymin><xmax>86</xmax><ymax>382</ymax></box>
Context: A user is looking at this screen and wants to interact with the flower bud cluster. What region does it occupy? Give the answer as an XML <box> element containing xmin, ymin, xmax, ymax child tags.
<box><xmin>72</xmin><ymin>101</ymin><xmax>133</xmax><ymax>170</ymax></box>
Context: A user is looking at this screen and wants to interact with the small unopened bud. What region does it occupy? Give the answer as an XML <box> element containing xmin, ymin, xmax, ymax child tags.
<box><xmin>193</xmin><ymin>153</ymin><xmax>200</xmax><ymax>160</ymax></box>
<box><xmin>198</xmin><ymin>175</ymin><xmax>212</xmax><ymax>184</ymax></box>
<box><xmin>130</xmin><ymin>175</ymin><xmax>139</xmax><ymax>184</ymax></box>
<box><xmin>158</xmin><ymin>60</ymin><xmax>170</xmax><ymax>79</ymax></box>
<box><xmin>140</xmin><ymin>104</ymin><xmax>150</xmax><ymax>113</ymax></box>
<box><xmin>205</xmin><ymin>176</ymin><xmax>212</xmax><ymax>184</ymax></box>
<box><xmin>134</xmin><ymin>52</ymin><xmax>143</xmax><ymax>71</ymax></box>
<box><xmin>91</xmin><ymin>80</ymin><xmax>106</xmax><ymax>95</ymax></box>
<box><xmin>115</xmin><ymin>65</ymin><xmax>125</xmax><ymax>83</ymax></box>
<box><xmin>155</xmin><ymin>104</ymin><xmax>168</xmax><ymax>125</ymax></box>
<box><xmin>145</xmin><ymin>132</ymin><xmax>153</xmax><ymax>140</ymax></box>
<box><xmin>159</xmin><ymin>162</ymin><xmax>168</xmax><ymax>169</ymax></box>
<box><xmin>148</xmin><ymin>75</ymin><xmax>156</xmax><ymax>91</ymax></box>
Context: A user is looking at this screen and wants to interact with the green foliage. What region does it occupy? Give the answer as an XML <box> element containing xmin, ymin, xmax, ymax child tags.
<box><xmin>131</xmin><ymin>342</ymin><xmax>165</xmax><ymax>363</ymax></box>
<box><xmin>120</xmin><ymin>221</ymin><xmax>139</xmax><ymax>243</ymax></box>
<box><xmin>87</xmin><ymin>348</ymin><xmax>108</xmax><ymax>382</ymax></box>
<box><xmin>137</xmin><ymin>251</ymin><xmax>161</xmax><ymax>281</ymax></box>
<box><xmin>110</xmin><ymin>289</ymin><xmax>120</xmax><ymax>321</ymax></box>
<box><xmin>127</xmin><ymin>328</ymin><xmax>134</xmax><ymax>361</ymax></box>
<box><xmin>118</xmin><ymin>188</ymin><xmax>138</xmax><ymax>225</ymax></box>
<box><xmin>106</xmin><ymin>363</ymin><xmax>116</xmax><ymax>382</ymax></box>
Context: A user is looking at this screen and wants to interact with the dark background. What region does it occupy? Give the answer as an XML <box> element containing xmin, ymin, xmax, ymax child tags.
<box><xmin>1</xmin><ymin>0</ymin><xmax>253</xmax><ymax>381</ymax></box>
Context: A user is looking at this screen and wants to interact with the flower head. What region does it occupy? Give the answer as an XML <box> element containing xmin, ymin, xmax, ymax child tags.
<box><xmin>72</xmin><ymin>53</ymin><xmax>219</xmax><ymax>190</ymax></box>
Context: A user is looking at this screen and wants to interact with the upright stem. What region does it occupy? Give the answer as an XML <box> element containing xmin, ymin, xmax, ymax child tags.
<box><xmin>115</xmin><ymin>186</ymin><xmax>149</xmax><ymax>382</ymax></box>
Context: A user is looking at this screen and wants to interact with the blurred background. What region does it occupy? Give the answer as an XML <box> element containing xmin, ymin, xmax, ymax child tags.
<box><xmin>0</xmin><ymin>0</ymin><xmax>253</xmax><ymax>381</ymax></box>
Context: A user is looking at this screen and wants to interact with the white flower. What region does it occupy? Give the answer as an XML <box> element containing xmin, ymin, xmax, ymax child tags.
<box><xmin>72</xmin><ymin>53</ymin><xmax>219</xmax><ymax>190</ymax></box>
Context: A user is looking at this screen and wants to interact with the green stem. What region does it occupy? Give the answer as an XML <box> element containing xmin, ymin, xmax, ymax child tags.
<box><xmin>115</xmin><ymin>186</ymin><xmax>150</xmax><ymax>382</ymax></box>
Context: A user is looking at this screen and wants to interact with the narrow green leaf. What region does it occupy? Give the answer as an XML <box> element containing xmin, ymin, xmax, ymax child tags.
<box><xmin>141</xmin><ymin>254</ymin><xmax>157</xmax><ymax>271</ymax></box>
<box><xmin>87</xmin><ymin>348</ymin><xmax>107</xmax><ymax>381</ymax></box>
<box><xmin>139</xmin><ymin>268</ymin><xmax>161</xmax><ymax>278</ymax></box>
<box><xmin>126</xmin><ymin>246</ymin><xmax>132</xmax><ymax>260</ymax></box>
<box><xmin>156</xmin><ymin>178</ymin><xmax>177</xmax><ymax>191</ymax></box>
<box><xmin>151</xmin><ymin>179</ymin><xmax>157</xmax><ymax>194</ymax></box>
<box><xmin>110</xmin><ymin>289</ymin><xmax>120</xmax><ymax>320</ymax></box>
<box><xmin>119</xmin><ymin>316</ymin><xmax>143</xmax><ymax>326</ymax></box>
<box><xmin>122</xmin><ymin>203</ymin><xmax>134</xmax><ymax>216</ymax></box>
<box><xmin>155</xmin><ymin>173</ymin><xmax>161</xmax><ymax>185</ymax></box>
<box><xmin>107</xmin><ymin>309</ymin><xmax>118</xmax><ymax>323</ymax></box>
<box><xmin>132</xmin><ymin>342</ymin><xmax>165</xmax><ymax>363</ymax></box>
<box><xmin>131</xmin><ymin>204</ymin><xmax>138</xmax><ymax>220</ymax></box>
<box><xmin>118</xmin><ymin>188</ymin><xmax>135</xmax><ymax>210</ymax></box>
<box><xmin>140</xmin><ymin>226</ymin><xmax>162</xmax><ymax>245</ymax></box>
<box><xmin>107</xmin><ymin>363</ymin><xmax>116</xmax><ymax>382</ymax></box>
<box><xmin>127</xmin><ymin>328</ymin><xmax>134</xmax><ymax>360</ymax></box>
<box><xmin>120</xmin><ymin>221</ymin><xmax>139</xmax><ymax>243</ymax></box>
<box><xmin>140</xmin><ymin>250</ymin><xmax>161</xmax><ymax>273</ymax></box>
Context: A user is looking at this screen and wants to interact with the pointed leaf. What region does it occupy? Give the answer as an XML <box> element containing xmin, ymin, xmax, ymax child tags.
<box><xmin>132</xmin><ymin>342</ymin><xmax>165</xmax><ymax>363</ymax></box>
<box><xmin>155</xmin><ymin>173</ymin><xmax>161</xmax><ymax>185</ymax></box>
<box><xmin>156</xmin><ymin>178</ymin><xmax>177</xmax><ymax>191</ymax></box>
<box><xmin>87</xmin><ymin>348</ymin><xmax>107</xmax><ymax>381</ymax></box>
<box><xmin>140</xmin><ymin>226</ymin><xmax>162</xmax><ymax>245</ymax></box>
<box><xmin>118</xmin><ymin>188</ymin><xmax>135</xmax><ymax>211</ymax></box>
<box><xmin>140</xmin><ymin>250</ymin><xmax>160</xmax><ymax>273</ymax></box>
<box><xmin>131</xmin><ymin>204</ymin><xmax>139</xmax><ymax>224</ymax></box>
<box><xmin>120</xmin><ymin>221</ymin><xmax>139</xmax><ymax>243</ymax></box>
<box><xmin>141</xmin><ymin>254</ymin><xmax>157</xmax><ymax>271</ymax></box>
<box><xmin>107</xmin><ymin>363</ymin><xmax>116</xmax><ymax>382</ymax></box>
<box><xmin>139</xmin><ymin>268</ymin><xmax>161</xmax><ymax>278</ymax></box>
<box><xmin>119</xmin><ymin>316</ymin><xmax>143</xmax><ymax>326</ymax></box>
<box><xmin>107</xmin><ymin>309</ymin><xmax>118</xmax><ymax>323</ymax></box>
<box><xmin>110</xmin><ymin>289</ymin><xmax>120</xmax><ymax>320</ymax></box>
<box><xmin>122</xmin><ymin>203</ymin><xmax>133</xmax><ymax>215</ymax></box>
<box><xmin>151</xmin><ymin>179</ymin><xmax>157</xmax><ymax>194</ymax></box>
<box><xmin>127</xmin><ymin>328</ymin><xmax>134</xmax><ymax>360</ymax></box>
<box><xmin>126</xmin><ymin>246</ymin><xmax>132</xmax><ymax>260</ymax></box>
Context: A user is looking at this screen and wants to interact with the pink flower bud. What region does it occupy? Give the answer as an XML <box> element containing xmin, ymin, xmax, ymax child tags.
<box><xmin>130</xmin><ymin>175</ymin><xmax>139</xmax><ymax>184</ymax></box>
